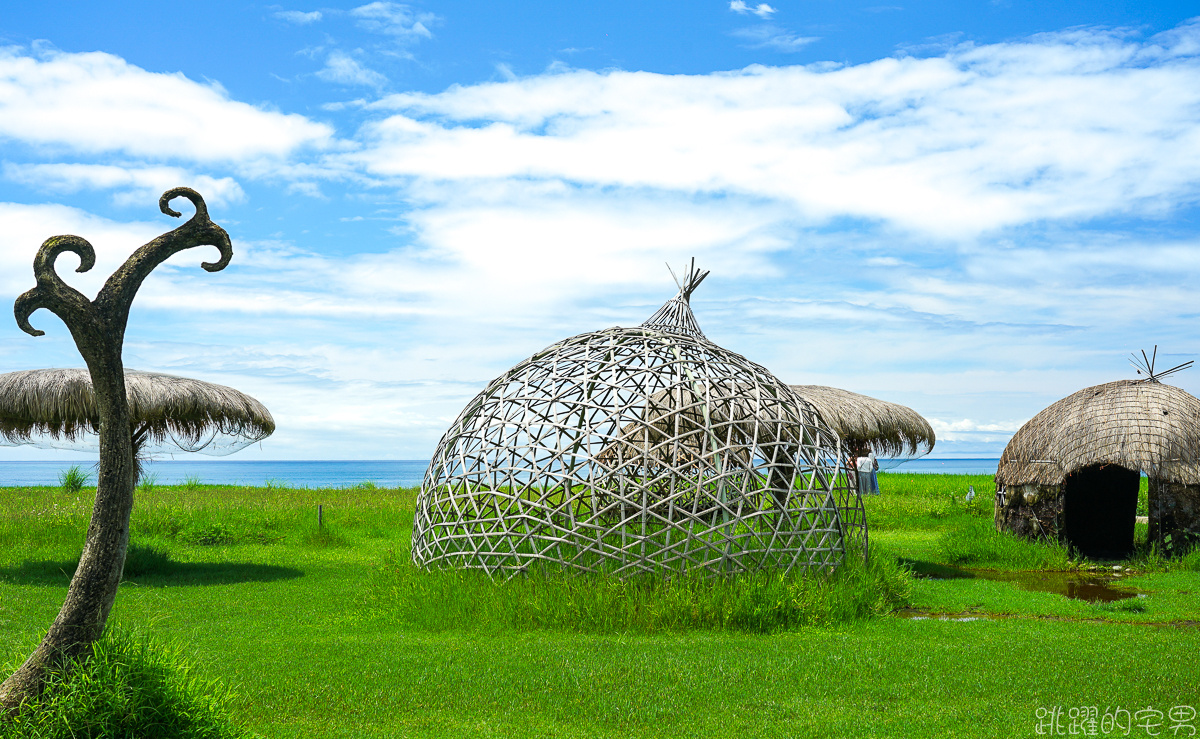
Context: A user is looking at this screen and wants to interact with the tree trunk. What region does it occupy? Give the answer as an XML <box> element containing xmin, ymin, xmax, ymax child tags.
<box><xmin>0</xmin><ymin>362</ymin><xmax>134</xmax><ymax>710</ymax></box>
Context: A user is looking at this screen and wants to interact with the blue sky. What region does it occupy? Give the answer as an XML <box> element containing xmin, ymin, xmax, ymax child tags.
<box><xmin>2</xmin><ymin>1</ymin><xmax>1199</xmax><ymax>461</ymax></box>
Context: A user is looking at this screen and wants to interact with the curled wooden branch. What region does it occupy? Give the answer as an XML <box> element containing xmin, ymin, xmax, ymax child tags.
<box><xmin>15</xmin><ymin>235</ymin><xmax>98</xmax><ymax>338</ymax></box>
<box><xmin>100</xmin><ymin>188</ymin><xmax>231</xmax><ymax>314</ymax></box>
<box><xmin>12</xmin><ymin>188</ymin><xmax>233</xmax><ymax>340</ymax></box>
<box><xmin>156</xmin><ymin>187</ymin><xmax>229</xmax><ymax>272</ymax></box>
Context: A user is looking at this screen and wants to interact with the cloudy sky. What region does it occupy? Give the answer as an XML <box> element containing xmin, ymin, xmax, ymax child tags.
<box><xmin>2</xmin><ymin>1</ymin><xmax>1199</xmax><ymax>461</ymax></box>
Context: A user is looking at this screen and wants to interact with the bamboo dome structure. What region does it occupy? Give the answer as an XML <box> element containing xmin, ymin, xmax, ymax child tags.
<box><xmin>0</xmin><ymin>368</ymin><xmax>274</xmax><ymax>457</ymax></box>
<box><xmin>995</xmin><ymin>371</ymin><xmax>1200</xmax><ymax>557</ymax></box>
<box><xmin>412</xmin><ymin>262</ymin><xmax>859</xmax><ymax>578</ymax></box>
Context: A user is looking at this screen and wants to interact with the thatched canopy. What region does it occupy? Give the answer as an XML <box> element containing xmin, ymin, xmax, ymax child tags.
<box><xmin>996</xmin><ymin>379</ymin><xmax>1200</xmax><ymax>487</ymax></box>
<box><xmin>0</xmin><ymin>368</ymin><xmax>274</xmax><ymax>455</ymax></box>
<box><xmin>788</xmin><ymin>385</ymin><xmax>935</xmax><ymax>457</ymax></box>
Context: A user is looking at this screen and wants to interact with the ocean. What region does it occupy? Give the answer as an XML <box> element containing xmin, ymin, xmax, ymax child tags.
<box><xmin>0</xmin><ymin>457</ymin><xmax>1000</xmax><ymax>488</ymax></box>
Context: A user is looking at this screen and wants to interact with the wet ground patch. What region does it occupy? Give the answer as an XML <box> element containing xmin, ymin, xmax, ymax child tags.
<box><xmin>901</xmin><ymin>558</ymin><xmax>1140</xmax><ymax>602</ymax></box>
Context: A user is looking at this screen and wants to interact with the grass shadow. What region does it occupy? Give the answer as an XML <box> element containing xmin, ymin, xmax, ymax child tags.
<box><xmin>898</xmin><ymin>558</ymin><xmax>975</xmax><ymax>579</ymax></box>
<box><xmin>0</xmin><ymin>545</ymin><xmax>303</xmax><ymax>587</ymax></box>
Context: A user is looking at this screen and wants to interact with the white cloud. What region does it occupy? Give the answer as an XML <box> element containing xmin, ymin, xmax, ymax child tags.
<box><xmin>0</xmin><ymin>47</ymin><xmax>334</xmax><ymax>161</ymax></box>
<box><xmin>316</xmin><ymin>50</ymin><xmax>389</xmax><ymax>87</ymax></box>
<box><xmin>3</xmin><ymin>163</ymin><xmax>245</xmax><ymax>208</ymax></box>
<box><xmin>360</xmin><ymin>22</ymin><xmax>1200</xmax><ymax>239</ymax></box>
<box><xmin>730</xmin><ymin>1</ymin><xmax>778</xmax><ymax>19</ymax></box>
<box><xmin>351</xmin><ymin>2</ymin><xmax>437</xmax><ymax>41</ymax></box>
<box><xmin>930</xmin><ymin>418</ymin><xmax>1027</xmax><ymax>434</ymax></box>
<box><xmin>275</xmin><ymin>9</ymin><xmax>323</xmax><ymax>24</ymax></box>
<box><xmin>731</xmin><ymin>26</ymin><xmax>819</xmax><ymax>51</ymax></box>
<box><xmin>0</xmin><ymin>202</ymin><xmax>170</xmax><ymax>300</ymax></box>
<box><xmin>7</xmin><ymin>21</ymin><xmax>1200</xmax><ymax>460</ymax></box>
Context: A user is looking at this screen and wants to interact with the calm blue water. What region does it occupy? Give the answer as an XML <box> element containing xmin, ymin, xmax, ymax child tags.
<box><xmin>0</xmin><ymin>457</ymin><xmax>999</xmax><ymax>488</ymax></box>
<box><xmin>883</xmin><ymin>458</ymin><xmax>999</xmax><ymax>476</ymax></box>
<box><xmin>0</xmin><ymin>460</ymin><xmax>430</xmax><ymax>488</ymax></box>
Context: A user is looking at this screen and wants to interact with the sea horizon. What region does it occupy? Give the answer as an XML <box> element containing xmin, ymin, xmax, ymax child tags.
<box><xmin>0</xmin><ymin>457</ymin><xmax>1002</xmax><ymax>488</ymax></box>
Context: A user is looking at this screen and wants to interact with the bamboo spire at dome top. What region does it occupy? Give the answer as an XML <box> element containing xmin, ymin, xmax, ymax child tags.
<box><xmin>639</xmin><ymin>258</ymin><xmax>711</xmax><ymax>340</ymax></box>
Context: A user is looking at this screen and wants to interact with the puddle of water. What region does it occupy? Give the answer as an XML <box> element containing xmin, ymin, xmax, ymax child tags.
<box><xmin>969</xmin><ymin>570</ymin><xmax>1138</xmax><ymax>603</ymax></box>
<box><xmin>903</xmin><ymin>560</ymin><xmax>1141</xmax><ymax>602</ymax></box>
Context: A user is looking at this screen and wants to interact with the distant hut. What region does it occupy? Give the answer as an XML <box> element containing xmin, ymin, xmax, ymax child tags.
<box><xmin>995</xmin><ymin>372</ymin><xmax>1200</xmax><ymax>558</ymax></box>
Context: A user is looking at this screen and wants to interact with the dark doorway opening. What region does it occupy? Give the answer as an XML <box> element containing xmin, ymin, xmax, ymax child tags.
<box><xmin>1063</xmin><ymin>464</ymin><xmax>1139</xmax><ymax>559</ymax></box>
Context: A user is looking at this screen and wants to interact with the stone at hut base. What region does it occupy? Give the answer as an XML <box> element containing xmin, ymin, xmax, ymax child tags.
<box><xmin>1148</xmin><ymin>479</ymin><xmax>1200</xmax><ymax>555</ymax></box>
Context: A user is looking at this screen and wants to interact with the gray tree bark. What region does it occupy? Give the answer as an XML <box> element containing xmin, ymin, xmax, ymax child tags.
<box><xmin>0</xmin><ymin>189</ymin><xmax>232</xmax><ymax>714</ymax></box>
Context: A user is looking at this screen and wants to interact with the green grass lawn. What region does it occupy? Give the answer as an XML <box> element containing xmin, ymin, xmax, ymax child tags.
<box><xmin>2</xmin><ymin>473</ymin><xmax>1198</xmax><ymax>738</ymax></box>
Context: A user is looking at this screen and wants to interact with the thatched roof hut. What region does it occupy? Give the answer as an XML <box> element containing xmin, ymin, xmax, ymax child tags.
<box><xmin>997</xmin><ymin>380</ymin><xmax>1200</xmax><ymax>487</ymax></box>
<box><xmin>995</xmin><ymin>379</ymin><xmax>1200</xmax><ymax>557</ymax></box>
<box><xmin>0</xmin><ymin>368</ymin><xmax>274</xmax><ymax>455</ymax></box>
<box><xmin>788</xmin><ymin>385</ymin><xmax>935</xmax><ymax>458</ymax></box>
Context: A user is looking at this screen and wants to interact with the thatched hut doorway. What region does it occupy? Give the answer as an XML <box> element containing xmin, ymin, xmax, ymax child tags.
<box><xmin>1062</xmin><ymin>464</ymin><xmax>1138</xmax><ymax>558</ymax></box>
<box><xmin>996</xmin><ymin>378</ymin><xmax>1200</xmax><ymax>559</ymax></box>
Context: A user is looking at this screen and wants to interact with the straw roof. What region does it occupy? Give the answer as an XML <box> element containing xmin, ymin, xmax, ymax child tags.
<box><xmin>0</xmin><ymin>368</ymin><xmax>274</xmax><ymax>455</ymax></box>
<box><xmin>996</xmin><ymin>379</ymin><xmax>1200</xmax><ymax>487</ymax></box>
<box><xmin>788</xmin><ymin>385</ymin><xmax>935</xmax><ymax>457</ymax></box>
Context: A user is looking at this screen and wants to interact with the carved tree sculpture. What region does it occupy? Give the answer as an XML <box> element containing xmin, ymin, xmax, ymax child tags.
<box><xmin>0</xmin><ymin>188</ymin><xmax>232</xmax><ymax>712</ymax></box>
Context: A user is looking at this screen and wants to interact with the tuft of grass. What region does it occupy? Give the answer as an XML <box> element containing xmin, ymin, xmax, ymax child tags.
<box><xmin>1093</xmin><ymin>597</ymin><xmax>1149</xmax><ymax>614</ymax></box>
<box><xmin>301</xmin><ymin>525</ymin><xmax>350</xmax><ymax>548</ymax></box>
<box><xmin>137</xmin><ymin>472</ymin><xmax>159</xmax><ymax>493</ymax></box>
<box><xmin>120</xmin><ymin>544</ymin><xmax>176</xmax><ymax>578</ymax></box>
<box><xmin>57</xmin><ymin>465</ymin><xmax>90</xmax><ymax>494</ymax></box>
<box><xmin>370</xmin><ymin>545</ymin><xmax>912</xmax><ymax>634</ymax></box>
<box><xmin>181</xmin><ymin>522</ymin><xmax>237</xmax><ymax>546</ymax></box>
<box><xmin>182</xmin><ymin>475</ymin><xmax>203</xmax><ymax>492</ymax></box>
<box><xmin>1130</xmin><ymin>540</ymin><xmax>1200</xmax><ymax>572</ymax></box>
<box><xmin>0</xmin><ymin>627</ymin><xmax>251</xmax><ymax>739</ymax></box>
<box><xmin>938</xmin><ymin>515</ymin><xmax>1072</xmax><ymax>570</ymax></box>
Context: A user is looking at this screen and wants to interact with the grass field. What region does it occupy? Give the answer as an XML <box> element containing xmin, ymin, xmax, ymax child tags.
<box><xmin>2</xmin><ymin>472</ymin><xmax>1198</xmax><ymax>738</ymax></box>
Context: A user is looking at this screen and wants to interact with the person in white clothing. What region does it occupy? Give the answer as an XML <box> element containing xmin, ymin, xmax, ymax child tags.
<box><xmin>856</xmin><ymin>450</ymin><xmax>880</xmax><ymax>496</ymax></box>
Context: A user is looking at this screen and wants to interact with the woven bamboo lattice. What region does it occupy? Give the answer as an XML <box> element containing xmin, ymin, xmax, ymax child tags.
<box><xmin>996</xmin><ymin>379</ymin><xmax>1200</xmax><ymax>487</ymax></box>
<box><xmin>412</xmin><ymin>262</ymin><xmax>860</xmax><ymax>578</ymax></box>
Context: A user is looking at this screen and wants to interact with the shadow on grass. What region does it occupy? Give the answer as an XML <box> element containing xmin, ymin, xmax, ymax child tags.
<box><xmin>898</xmin><ymin>558</ymin><xmax>974</xmax><ymax>579</ymax></box>
<box><xmin>0</xmin><ymin>546</ymin><xmax>303</xmax><ymax>587</ymax></box>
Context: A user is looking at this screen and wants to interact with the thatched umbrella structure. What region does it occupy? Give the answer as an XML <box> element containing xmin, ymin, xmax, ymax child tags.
<box><xmin>788</xmin><ymin>385</ymin><xmax>934</xmax><ymax>541</ymax></box>
<box><xmin>413</xmin><ymin>261</ymin><xmax>856</xmax><ymax>579</ymax></box>
<box><xmin>995</xmin><ymin>378</ymin><xmax>1200</xmax><ymax>557</ymax></box>
<box><xmin>0</xmin><ymin>368</ymin><xmax>274</xmax><ymax>462</ymax></box>
<box><xmin>788</xmin><ymin>385</ymin><xmax>935</xmax><ymax>459</ymax></box>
